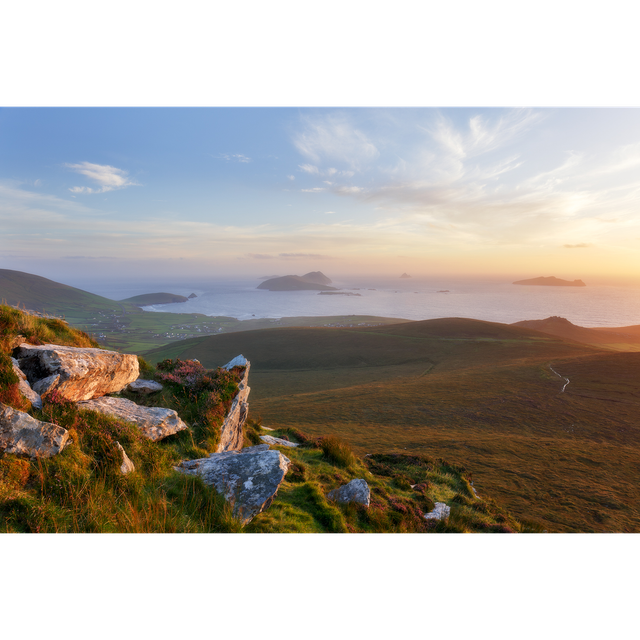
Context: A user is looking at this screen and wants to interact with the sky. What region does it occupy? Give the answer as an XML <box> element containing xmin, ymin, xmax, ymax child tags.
<box><xmin>2</xmin><ymin>107</ymin><xmax>640</xmax><ymax>287</ymax></box>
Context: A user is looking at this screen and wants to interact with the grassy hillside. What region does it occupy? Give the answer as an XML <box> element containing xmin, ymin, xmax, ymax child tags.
<box><xmin>144</xmin><ymin>318</ymin><xmax>640</xmax><ymax>532</ymax></box>
<box><xmin>1</xmin><ymin>305</ymin><xmax>528</xmax><ymax>532</ymax></box>
<box><xmin>513</xmin><ymin>316</ymin><xmax>640</xmax><ymax>352</ymax></box>
<box><xmin>0</xmin><ymin>268</ymin><xmax>410</xmax><ymax>353</ymax></box>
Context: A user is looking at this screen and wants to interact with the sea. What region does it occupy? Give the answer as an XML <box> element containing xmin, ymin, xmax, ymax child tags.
<box><xmin>82</xmin><ymin>276</ymin><xmax>640</xmax><ymax>328</ymax></box>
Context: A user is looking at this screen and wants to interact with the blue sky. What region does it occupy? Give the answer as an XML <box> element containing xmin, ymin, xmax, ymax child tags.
<box><xmin>2</xmin><ymin>107</ymin><xmax>640</xmax><ymax>286</ymax></box>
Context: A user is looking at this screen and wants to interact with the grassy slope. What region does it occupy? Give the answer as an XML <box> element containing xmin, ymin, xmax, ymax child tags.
<box><xmin>0</xmin><ymin>305</ymin><xmax>525</xmax><ymax>533</ymax></box>
<box><xmin>144</xmin><ymin>317</ymin><xmax>640</xmax><ymax>532</ymax></box>
<box><xmin>0</xmin><ymin>267</ymin><xmax>410</xmax><ymax>353</ymax></box>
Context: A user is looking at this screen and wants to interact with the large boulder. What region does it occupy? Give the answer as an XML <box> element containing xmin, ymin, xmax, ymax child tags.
<box><xmin>13</xmin><ymin>344</ymin><xmax>139</xmax><ymax>402</ymax></box>
<box><xmin>216</xmin><ymin>359</ymin><xmax>250</xmax><ymax>453</ymax></box>
<box><xmin>78</xmin><ymin>396</ymin><xmax>188</xmax><ymax>441</ymax></box>
<box><xmin>0</xmin><ymin>403</ymin><xmax>69</xmax><ymax>458</ymax></box>
<box><xmin>175</xmin><ymin>445</ymin><xmax>290</xmax><ymax>525</ymax></box>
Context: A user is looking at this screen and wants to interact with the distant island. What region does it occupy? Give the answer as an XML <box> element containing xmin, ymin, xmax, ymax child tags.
<box><xmin>318</xmin><ymin>291</ymin><xmax>361</xmax><ymax>297</ymax></box>
<box><xmin>120</xmin><ymin>293</ymin><xmax>189</xmax><ymax>305</ymax></box>
<box><xmin>400</xmin><ymin>273</ymin><xmax>411</xmax><ymax>279</ymax></box>
<box><xmin>513</xmin><ymin>276</ymin><xmax>586</xmax><ymax>287</ymax></box>
<box><xmin>257</xmin><ymin>271</ymin><xmax>337</xmax><ymax>292</ymax></box>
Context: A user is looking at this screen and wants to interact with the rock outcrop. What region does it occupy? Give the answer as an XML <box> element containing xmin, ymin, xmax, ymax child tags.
<box><xmin>127</xmin><ymin>379</ymin><xmax>163</xmax><ymax>394</ymax></box>
<box><xmin>0</xmin><ymin>403</ymin><xmax>69</xmax><ymax>458</ymax></box>
<box><xmin>175</xmin><ymin>444</ymin><xmax>291</xmax><ymax>525</ymax></box>
<box><xmin>327</xmin><ymin>478</ymin><xmax>370</xmax><ymax>507</ymax></box>
<box><xmin>13</xmin><ymin>344</ymin><xmax>139</xmax><ymax>402</ymax></box>
<box><xmin>216</xmin><ymin>359</ymin><xmax>250</xmax><ymax>452</ymax></box>
<box><xmin>11</xmin><ymin>357</ymin><xmax>42</xmax><ymax>409</ymax></box>
<box><xmin>78</xmin><ymin>396</ymin><xmax>188</xmax><ymax>441</ymax></box>
<box><xmin>260</xmin><ymin>435</ymin><xmax>299</xmax><ymax>448</ymax></box>
<box><xmin>424</xmin><ymin>502</ymin><xmax>450</xmax><ymax>521</ymax></box>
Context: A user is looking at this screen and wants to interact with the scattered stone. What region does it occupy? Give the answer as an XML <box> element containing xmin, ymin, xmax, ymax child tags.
<box><xmin>13</xmin><ymin>344</ymin><xmax>139</xmax><ymax>402</ymax></box>
<box><xmin>0</xmin><ymin>402</ymin><xmax>69</xmax><ymax>458</ymax></box>
<box><xmin>127</xmin><ymin>379</ymin><xmax>163</xmax><ymax>394</ymax></box>
<box><xmin>11</xmin><ymin>357</ymin><xmax>42</xmax><ymax>409</ymax></box>
<box><xmin>175</xmin><ymin>446</ymin><xmax>291</xmax><ymax>525</ymax></box>
<box><xmin>327</xmin><ymin>478</ymin><xmax>370</xmax><ymax>507</ymax></box>
<box><xmin>78</xmin><ymin>396</ymin><xmax>188</xmax><ymax>442</ymax></box>
<box><xmin>260</xmin><ymin>434</ymin><xmax>299</xmax><ymax>448</ymax></box>
<box><xmin>261</xmin><ymin>426</ymin><xmax>275</xmax><ymax>431</ymax></box>
<box><xmin>424</xmin><ymin>502</ymin><xmax>450</xmax><ymax>521</ymax></box>
<box><xmin>115</xmin><ymin>441</ymin><xmax>135</xmax><ymax>474</ymax></box>
<box><xmin>216</xmin><ymin>359</ymin><xmax>250</xmax><ymax>452</ymax></box>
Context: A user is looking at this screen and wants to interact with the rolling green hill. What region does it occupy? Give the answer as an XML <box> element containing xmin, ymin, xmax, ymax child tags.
<box><xmin>144</xmin><ymin>318</ymin><xmax>640</xmax><ymax>532</ymax></box>
<box><xmin>0</xmin><ymin>268</ymin><xmax>134</xmax><ymax>318</ymax></box>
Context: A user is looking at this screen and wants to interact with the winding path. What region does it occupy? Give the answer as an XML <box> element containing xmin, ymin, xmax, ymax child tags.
<box><xmin>549</xmin><ymin>366</ymin><xmax>570</xmax><ymax>393</ymax></box>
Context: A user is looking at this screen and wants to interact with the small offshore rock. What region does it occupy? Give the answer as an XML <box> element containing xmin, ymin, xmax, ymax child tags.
<box><xmin>327</xmin><ymin>478</ymin><xmax>370</xmax><ymax>507</ymax></box>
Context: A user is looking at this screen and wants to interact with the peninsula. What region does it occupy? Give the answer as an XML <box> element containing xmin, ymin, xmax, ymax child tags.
<box><xmin>513</xmin><ymin>276</ymin><xmax>586</xmax><ymax>287</ymax></box>
<box><xmin>257</xmin><ymin>271</ymin><xmax>336</xmax><ymax>291</ymax></box>
<box><xmin>120</xmin><ymin>293</ymin><xmax>189</xmax><ymax>305</ymax></box>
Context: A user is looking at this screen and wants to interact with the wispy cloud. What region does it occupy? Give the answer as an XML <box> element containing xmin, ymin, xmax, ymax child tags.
<box><xmin>564</xmin><ymin>243</ymin><xmax>593</xmax><ymax>249</ymax></box>
<box><xmin>293</xmin><ymin>113</ymin><xmax>379</xmax><ymax>170</ymax></box>
<box><xmin>66</xmin><ymin>162</ymin><xmax>139</xmax><ymax>194</ymax></box>
<box><xmin>214</xmin><ymin>154</ymin><xmax>252</xmax><ymax>163</ymax></box>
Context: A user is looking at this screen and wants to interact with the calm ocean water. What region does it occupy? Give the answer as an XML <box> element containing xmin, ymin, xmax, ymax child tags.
<box><xmin>87</xmin><ymin>277</ymin><xmax>640</xmax><ymax>328</ymax></box>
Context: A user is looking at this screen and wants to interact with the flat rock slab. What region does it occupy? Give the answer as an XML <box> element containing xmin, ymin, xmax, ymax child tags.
<box><xmin>78</xmin><ymin>396</ymin><xmax>188</xmax><ymax>442</ymax></box>
<box><xmin>327</xmin><ymin>478</ymin><xmax>370</xmax><ymax>507</ymax></box>
<box><xmin>14</xmin><ymin>344</ymin><xmax>139</xmax><ymax>402</ymax></box>
<box><xmin>0</xmin><ymin>402</ymin><xmax>69</xmax><ymax>458</ymax></box>
<box><xmin>127</xmin><ymin>379</ymin><xmax>163</xmax><ymax>394</ymax></box>
<box><xmin>260</xmin><ymin>435</ymin><xmax>299</xmax><ymax>448</ymax></box>
<box><xmin>176</xmin><ymin>445</ymin><xmax>290</xmax><ymax>525</ymax></box>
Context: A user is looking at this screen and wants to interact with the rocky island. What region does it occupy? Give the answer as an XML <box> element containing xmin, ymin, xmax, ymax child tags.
<box><xmin>257</xmin><ymin>271</ymin><xmax>336</xmax><ymax>291</ymax></box>
<box><xmin>513</xmin><ymin>276</ymin><xmax>586</xmax><ymax>287</ymax></box>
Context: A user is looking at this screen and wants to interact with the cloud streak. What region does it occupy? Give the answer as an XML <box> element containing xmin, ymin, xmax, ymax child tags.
<box><xmin>66</xmin><ymin>162</ymin><xmax>139</xmax><ymax>194</ymax></box>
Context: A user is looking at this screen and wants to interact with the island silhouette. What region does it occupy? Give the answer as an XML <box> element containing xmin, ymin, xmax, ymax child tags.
<box><xmin>513</xmin><ymin>276</ymin><xmax>586</xmax><ymax>287</ymax></box>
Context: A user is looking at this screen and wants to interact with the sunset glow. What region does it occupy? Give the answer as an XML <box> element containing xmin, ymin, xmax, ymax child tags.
<box><xmin>2</xmin><ymin>107</ymin><xmax>640</xmax><ymax>286</ymax></box>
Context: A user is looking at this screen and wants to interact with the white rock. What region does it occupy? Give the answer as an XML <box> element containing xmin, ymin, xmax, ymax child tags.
<box><xmin>0</xmin><ymin>402</ymin><xmax>69</xmax><ymax>458</ymax></box>
<box><xmin>221</xmin><ymin>355</ymin><xmax>248</xmax><ymax>370</ymax></box>
<box><xmin>260</xmin><ymin>435</ymin><xmax>299</xmax><ymax>448</ymax></box>
<box><xmin>424</xmin><ymin>502</ymin><xmax>451</xmax><ymax>521</ymax></box>
<box><xmin>327</xmin><ymin>479</ymin><xmax>370</xmax><ymax>507</ymax></box>
<box><xmin>78</xmin><ymin>396</ymin><xmax>188</xmax><ymax>442</ymax></box>
<box><xmin>216</xmin><ymin>360</ymin><xmax>251</xmax><ymax>452</ymax></box>
<box><xmin>127</xmin><ymin>379</ymin><xmax>163</xmax><ymax>394</ymax></box>
<box><xmin>115</xmin><ymin>441</ymin><xmax>135</xmax><ymax>474</ymax></box>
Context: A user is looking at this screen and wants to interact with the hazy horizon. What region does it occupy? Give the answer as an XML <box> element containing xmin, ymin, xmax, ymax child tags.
<box><xmin>2</xmin><ymin>107</ymin><xmax>640</xmax><ymax>288</ymax></box>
